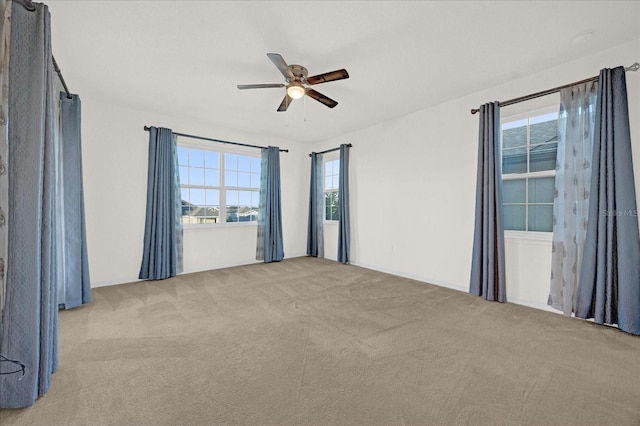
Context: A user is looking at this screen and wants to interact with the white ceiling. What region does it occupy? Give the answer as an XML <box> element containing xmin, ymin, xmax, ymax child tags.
<box><xmin>47</xmin><ymin>0</ymin><xmax>640</xmax><ymax>144</ymax></box>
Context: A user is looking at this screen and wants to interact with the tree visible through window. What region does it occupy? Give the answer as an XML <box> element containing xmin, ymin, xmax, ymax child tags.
<box><xmin>502</xmin><ymin>110</ymin><xmax>558</xmax><ymax>232</ymax></box>
<box><xmin>324</xmin><ymin>159</ymin><xmax>339</xmax><ymax>221</ymax></box>
<box><xmin>178</xmin><ymin>143</ymin><xmax>260</xmax><ymax>225</ymax></box>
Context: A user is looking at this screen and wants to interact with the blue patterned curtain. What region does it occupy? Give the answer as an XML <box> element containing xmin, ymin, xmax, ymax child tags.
<box><xmin>256</xmin><ymin>146</ymin><xmax>284</xmax><ymax>262</ymax></box>
<box><xmin>576</xmin><ymin>67</ymin><xmax>640</xmax><ymax>335</ymax></box>
<box><xmin>0</xmin><ymin>1</ymin><xmax>59</xmax><ymax>408</ymax></box>
<box><xmin>470</xmin><ymin>102</ymin><xmax>506</xmax><ymax>302</ymax></box>
<box><xmin>58</xmin><ymin>93</ymin><xmax>91</xmax><ymax>309</ymax></box>
<box><xmin>139</xmin><ymin>127</ymin><xmax>183</xmax><ymax>280</ymax></box>
<box><xmin>337</xmin><ymin>144</ymin><xmax>350</xmax><ymax>264</ymax></box>
<box><xmin>306</xmin><ymin>152</ymin><xmax>324</xmax><ymax>257</ymax></box>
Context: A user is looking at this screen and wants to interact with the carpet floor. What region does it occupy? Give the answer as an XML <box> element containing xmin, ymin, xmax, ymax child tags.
<box><xmin>1</xmin><ymin>257</ymin><xmax>639</xmax><ymax>425</ymax></box>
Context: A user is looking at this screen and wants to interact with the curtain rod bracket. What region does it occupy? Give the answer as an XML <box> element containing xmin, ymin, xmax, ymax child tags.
<box><xmin>471</xmin><ymin>61</ymin><xmax>639</xmax><ymax>114</ymax></box>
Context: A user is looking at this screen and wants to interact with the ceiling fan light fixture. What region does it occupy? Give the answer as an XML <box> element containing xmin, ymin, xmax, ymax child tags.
<box><xmin>287</xmin><ymin>83</ymin><xmax>305</xmax><ymax>100</ymax></box>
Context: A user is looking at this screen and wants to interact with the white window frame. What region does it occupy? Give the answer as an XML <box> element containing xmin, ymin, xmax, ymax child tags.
<box><xmin>323</xmin><ymin>155</ymin><xmax>340</xmax><ymax>223</ymax></box>
<box><xmin>177</xmin><ymin>137</ymin><xmax>261</xmax><ymax>229</ymax></box>
<box><xmin>501</xmin><ymin>105</ymin><xmax>558</xmax><ymax>241</ymax></box>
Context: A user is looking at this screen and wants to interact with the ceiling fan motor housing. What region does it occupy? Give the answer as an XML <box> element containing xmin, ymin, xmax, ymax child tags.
<box><xmin>288</xmin><ymin>65</ymin><xmax>308</xmax><ymax>83</ymax></box>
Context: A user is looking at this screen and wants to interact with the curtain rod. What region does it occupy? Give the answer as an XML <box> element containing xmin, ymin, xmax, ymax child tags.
<box><xmin>470</xmin><ymin>62</ymin><xmax>640</xmax><ymax>114</ymax></box>
<box><xmin>52</xmin><ymin>56</ymin><xmax>73</xmax><ymax>99</ymax></box>
<box><xmin>16</xmin><ymin>0</ymin><xmax>73</xmax><ymax>99</ymax></box>
<box><xmin>309</xmin><ymin>143</ymin><xmax>352</xmax><ymax>157</ymax></box>
<box><xmin>143</xmin><ymin>126</ymin><xmax>289</xmax><ymax>153</ymax></box>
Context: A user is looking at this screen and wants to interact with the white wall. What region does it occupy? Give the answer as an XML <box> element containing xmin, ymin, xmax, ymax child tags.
<box><xmin>81</xmin><ymin>100</ymin><xmax>308</xmax><ymax>287</ymax></box>
<box><xmin>312</xmin><ymin>39</ymin><xmax>640</xmax><ymax>312</ymax></box>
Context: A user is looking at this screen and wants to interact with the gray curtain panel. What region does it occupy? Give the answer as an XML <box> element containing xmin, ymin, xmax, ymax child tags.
<box><xmin>0</xmin><ymin>2</ymin><xmax>59</xmax><ymax>408</ymax></box>
<box><xmin>306</xmin><ymin>152</ymin><xmax>324</xmax><ymax>257</ymax></box>
<box><xmin>139</xmin><ymin>127</ymin><xmax>183</xmax><ymax>280</ymax></box>
<box><xmin>576</xmin><ymin>67</ymin><xmax>640</xmax><ymax>335</ymax></box>
<box><xmin>256</xmin><ymin>146</ymin><xmax>284</xmax><ymax>262</ymax></box>
<box><xmin>337</xmin><ymin>144</ymin><xmax>350</xmax><ymax>264</ymax></box>
<box><xmin>58</xmin><ymin>93</ymin><xmax>91</xmax><ymax>309</ymax></box>
<box><xmin>470</xmin><ymin>102</ymin><xmax>506</xmax><ymax>302</ymax></box>
<box><xmin>0</xmin><ymin>0</ymin><xmax>10</xmax><ymax>320</ymax></box>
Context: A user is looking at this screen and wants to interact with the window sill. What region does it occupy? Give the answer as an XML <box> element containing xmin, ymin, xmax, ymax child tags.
<box><xmin>505</xmin><ymin>230</ymin><xmax>552</xmax><ymax>245</ymax></box>
<box><xmin>183</xmin><ymin>222</ymin><xmax>257</xmax><ymax>231</ymax></box>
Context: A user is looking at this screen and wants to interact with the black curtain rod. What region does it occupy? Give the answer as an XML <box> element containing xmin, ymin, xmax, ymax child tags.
<box><xmin>309</xmin><ymin>143</ymin><xmax>353</xmax><ymax>157</ymax></box>
<box><xmin>17</xmin><ymin>0</ymin><xmax>73</xmax><ymax>99</ymax></box>
<box><xmin>470</xmin><ymin>62</ymin><xmax>640</xmax><ymax>114</ymax></box>
<box><xmin>143</xmin><ymin>126</ymin><xmax>289</xmax><ymax>153</ymax></box>
<box><xmin>52</xmin><ymin>56</ymin><xmax>73</xmax><ymax>99</ymax></box>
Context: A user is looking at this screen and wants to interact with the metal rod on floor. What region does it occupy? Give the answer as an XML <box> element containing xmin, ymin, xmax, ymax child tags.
<box><xmin>143</xmin><ymin>126</ymin><xmax>289</xmax><ymax>153</ymax></box>
<box><xmin>470</xmin><ymin>62</ymin><xmax>640</xmax><ymax>114</ymax></box>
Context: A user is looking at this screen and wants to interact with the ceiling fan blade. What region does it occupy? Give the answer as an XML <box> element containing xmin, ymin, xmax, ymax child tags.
<box><xmin>237</xmin><ymin>83</ymin><xmax>285</xmax><ymax>90</ymax></box>
<box><xmin>267</xmin><ymin>53</ymin><xmax>294</xmax><ymax>80</ymax></box>
<box><xmin>307</xmin><ymin>69</ymin><xmax>349</xmax><ymax>85</ymax></box>
<box><xmin>306</xmin><ymin>89</ymin><xmax>338</xmax><ymax>108</ymax></box>
<box><xmin>277</xmin><ymin>94</ymin><xmax>293</xmax><ymax>112</ymax></box>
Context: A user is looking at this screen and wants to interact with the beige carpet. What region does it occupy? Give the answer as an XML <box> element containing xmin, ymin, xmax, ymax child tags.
<box><xmin>1</xmin><ymin>257</ymin><xmax>639</xmax><ymax>425</ymax></box>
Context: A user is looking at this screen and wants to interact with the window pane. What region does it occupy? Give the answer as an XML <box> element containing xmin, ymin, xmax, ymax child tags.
<box><xmin>530</xmin><ymin>114</ymin><xmax>558</xmax><ymax>145</ymax></box>
<box><xmin>325</xmin><ymin>161</ymin><xmax>332</xmax><ymax>176</ymax></box>
<box><xmin>205</xmin><ymin>151</ymin><xmax>219</xmax><ymax>168</ymax></box>
<box><xmin>189</xmin><ymin>150</ymin><xmax>204</xmax><ymax>167</ymax></box>
<box><xmin>177</xmin><ymin>147</ymin><xmax>189</xmax><ymax>166</ymax></box>
<box><xmin>181</xmin><ymin>194</ymin><xmax>190</xmax><ymax>217</ymax></box>
<box><xmin>325</xmin><ymin>176</ymin><xmax>332</xmax><ymax>190</ymax></box>
<box><xmin>528</xmin><ymin>205</ymin><xmax>553</xmax><ymax>232</ymax></box>
<box><xmin>528</xmin><ymin>177</ymin><xmax>555</xmax><ymax>204</ymax></box>
<box><xmin>226</xmin><ymin>189</ymin><xmax>239</xmax><ymax>205</ymax></box>
<box><xmin>502</xmin><ymin>147</ymin><xmax>527</xmax><ymax>174</ymax></box>
<box><xmin>190</xmin><ymin>188</ymin><xmax>205</xmax><ymax>205</ymax></box>
<box><xmin>238</xmin><ymin>172</ymin><xmax>251</xmax><ymax>188</ymax></box>
<box><xmin>238</xmin><ymin>156</ymin><xmax>251</xmax><ymax>172</ymax></box>
<box><xmin>332</xmin><ymin>175</ymin><xmax>339</xmax><ymax>190</ymax></box>
<box><xmin>225</xmin><ymin>171</ymin><xmax>238</xmax><ymax>187</ymax></box>
<box><xmin>204</xmin><ymin>169</ymin><xmax>219</xmax><ymax>186</ymax></box>
<box><xmin>251</xmin><ymin>157</ymin><xmax>261</xmax><ymax>173</ymax></box>
<box><xmin>205</xmin><ymin>189</ymin><xmax>219</xmax><ymax>205</ymax></box>
<box><xmin>179</xmin><ymin>166</ymin><xmax>189</xmax><ymax>185</ymax></box>
<box><xmin>502</xmin><ymin>120</ymin><xmax>527</xmax><ymax>149</ymax></box>
<box><xmin>225</xmin><ymin>154</ymin><xmax>238</xmax><ymax>171</ymax></box>
<box><xmin>250</xmin><ymin>173</ymin><xmax>261</xmax><ymax>189</ymax></box>
<box><xmin>189</xmin><ymin>204</ymin><xmax>201</xmax><ymax>218</ymax></box>
<box><xmin>190</xmin><ymin>167</ymin><xmax>204</xmax><ymax>186</ymax></box>
<box><xmin>529</xmin><ymin>142</ymin><xmax>557</xmax><ymax>172</ymax></box>
<box><xmin>503</xmin><ymin>179</ymin><xmax>526</xmax><ymax>204</ymax></box>
<box><xmin>180</xmin><ymin>188</ymin><xmax>189</xmax><ymax>203</ymax></box>
<box><xmin>251</xmin><ymin>191</ymin><xmax>260</xmax><ymax>208</ymax></box>
<box><xmin>503</xmin><ymin>205</ymin><xmax>526</xmax><ymax>231</ymax></box>
<box><xmin>239</xmin><ymin>190</ymin><xmax>252</xmax><ymax>206</ymax></box>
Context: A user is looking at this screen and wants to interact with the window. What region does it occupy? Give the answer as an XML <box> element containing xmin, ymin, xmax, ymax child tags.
<box><xmin>502</xmin><ymin>109</ymin><xmax>558</xmax><ymax>232</ymax></box>
<box><xmin>324</xmin><ymin>158</ymin><xmax>339</xmax><ymax>221</ymax></box>
<box><xmin>178</xmin><ymin>143</ymin><xmax>261</xmax><ymax>225</ymax></box>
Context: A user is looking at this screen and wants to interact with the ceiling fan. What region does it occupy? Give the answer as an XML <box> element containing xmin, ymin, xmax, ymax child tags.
<box><xmin>237</xmin><ymin>53</ymin><xmax>349</xmax><ymax>112</ymax></box>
